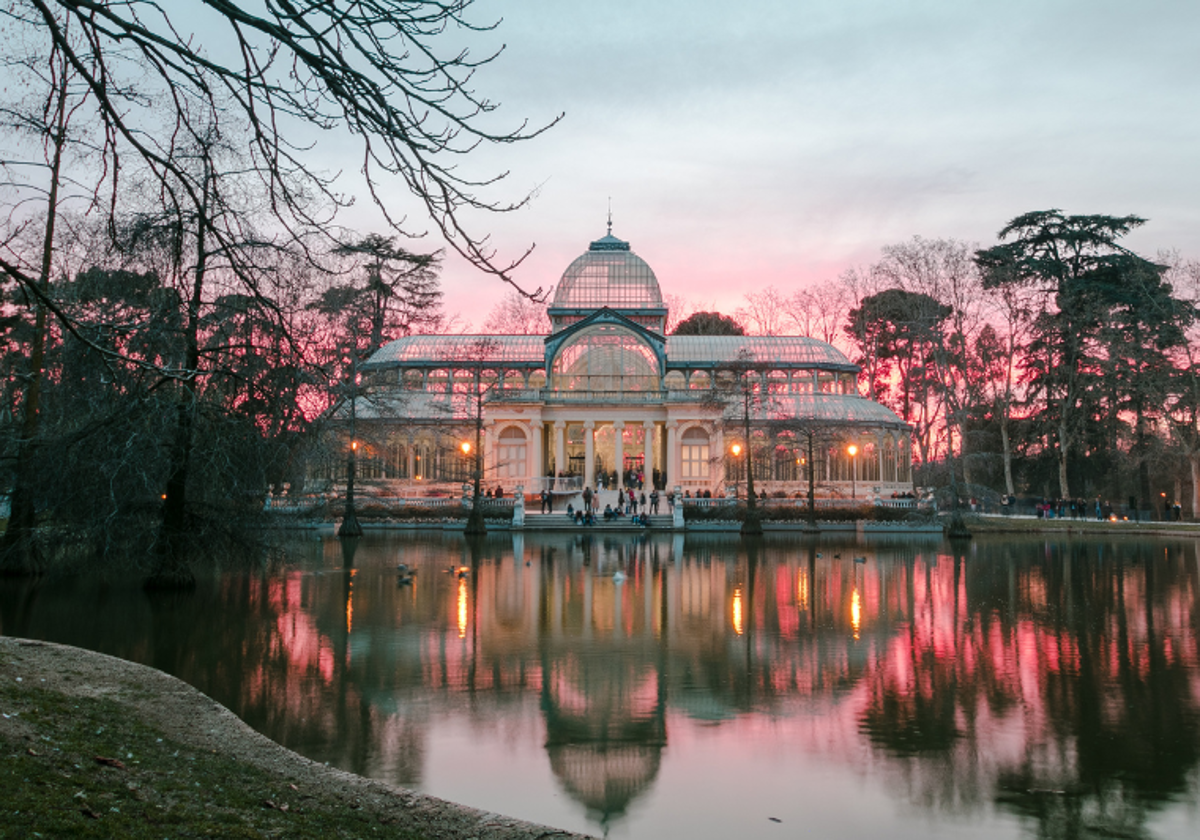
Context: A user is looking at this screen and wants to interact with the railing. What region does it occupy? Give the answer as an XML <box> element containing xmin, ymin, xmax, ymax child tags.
<box><xmin>680</xmin><ymin>496</ymin><xmax>917</xmax><ymax>510</ymax></box>
<box><xmin>524</xmin><ymin>475</ymin><xmax>584</xmax><ymax>494</ymax></box>
<box><xmin>264</xmin><ymin>495</ymin><xmax>472</xmax><ymax>511</ymax></box>
<box><xmin>488</xmin><ymin>388</ymin><xmax>711</xmax><ymax>405</ymax></box>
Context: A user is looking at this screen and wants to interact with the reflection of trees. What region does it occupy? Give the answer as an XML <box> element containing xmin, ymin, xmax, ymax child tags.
<box><xmin>853</xmin><ymin>538</ymin><xmax>1200</xmax><ymax>836</ymax></box>
<box><xmin>2</xmin><ymin>533</ymin><xmax>1199</xmax><ymax>837</ymax></box>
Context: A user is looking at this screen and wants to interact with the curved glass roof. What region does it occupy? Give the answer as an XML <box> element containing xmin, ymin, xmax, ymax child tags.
<box><xmin>551</xmin><ymin>231</ymin><xmax>663</xmax><ymax>310</ymax></box>
<box><xmin>666</xmin><ymin>336</ymin><xmax>856</xmax><ymax>370</ymax></box>
<box><xmin>365</xmin><ymin>335</ymin><xmax>544</xmax><ymax>367</ymax></box>
<box><xmin>747</xmin><ymin>393</ymin><xmax>908</xmax><ymax>428</ymax></box>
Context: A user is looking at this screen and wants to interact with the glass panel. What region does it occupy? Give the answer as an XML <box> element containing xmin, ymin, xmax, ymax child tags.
<box><xmin>551</xmin><ymin>325</ymin><xmax>660</xmax><ymax>392</ymax></box>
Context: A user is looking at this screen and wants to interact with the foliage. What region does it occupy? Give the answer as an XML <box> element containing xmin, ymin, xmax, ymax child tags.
<box><xmin>975</xmin><ymin>210</ymin><xmax>1195</xmax><ymax>501</ymax></box>
<box><xmin>671</xmin><ymin>310</ymin><xmax>746</xmax><ymax>335</ymax></box>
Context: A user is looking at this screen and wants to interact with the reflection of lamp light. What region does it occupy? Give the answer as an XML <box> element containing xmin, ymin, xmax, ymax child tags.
<box><xmin>732</xmin><ymin>587</ymin><xmax>744</xmax><ymax>636</ymax></box>
<box><xmin>457</xmin><ymin>576</ymin><xmax>468</xmax><ymax>639</ymax></box>
<box><xmin>851</xmin><ymin>587</ymin><xmax>861</xmax><ymax>641</ymax></box>
<box><xmin>847</xmin><ymin>444</ymin><xmax>858</xmax><ymax>500</ymax></box>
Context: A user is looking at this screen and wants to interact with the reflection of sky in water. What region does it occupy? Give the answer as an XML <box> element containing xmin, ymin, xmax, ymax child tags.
<box><xmin>2</xmin><ymin>532</ymin><xmax>1199</xmax><ymax>839</ymax></box>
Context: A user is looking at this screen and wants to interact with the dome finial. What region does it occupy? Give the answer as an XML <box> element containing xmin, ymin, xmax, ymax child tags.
<box><xmin>607</xmin><ymin>197</ymin><xmax>613</xmax><ymax>236</ymax></box>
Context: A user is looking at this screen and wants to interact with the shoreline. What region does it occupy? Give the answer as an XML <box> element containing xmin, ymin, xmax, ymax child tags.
<box><xmin>0</xmin><ymin>636</ymin><xmax>592</xmax><ymax>839</ymax></box>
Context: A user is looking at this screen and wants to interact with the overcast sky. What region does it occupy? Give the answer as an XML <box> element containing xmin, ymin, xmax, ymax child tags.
<box><xmin>332</xmin><ymin>0</ymin><xmax>1200</xmax><ymax>326</ymax></box>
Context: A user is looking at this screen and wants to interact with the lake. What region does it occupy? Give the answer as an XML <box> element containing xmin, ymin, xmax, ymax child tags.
<box><xmin>2</xmin><ymin>530</ymin><xmax>1198</xmax><ymax>839</ymax></box>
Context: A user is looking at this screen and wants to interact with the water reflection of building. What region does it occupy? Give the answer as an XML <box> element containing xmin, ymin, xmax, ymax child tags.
<box><xmin>23</xmin><ymin>534</ymin><xmax>1192</xmax><ymax>837</ymax></box>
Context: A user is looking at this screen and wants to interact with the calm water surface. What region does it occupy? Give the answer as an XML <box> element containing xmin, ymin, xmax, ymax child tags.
<box><xmin>3</xmin><ymin>531</ymin><xmax>1199</xmax><ymax>839</ymax></box>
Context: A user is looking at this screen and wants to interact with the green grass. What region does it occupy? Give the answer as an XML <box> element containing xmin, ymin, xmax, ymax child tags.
<box><xmin>0</xmin><ymin>681</ymin><xmax>425</xmax><ymax>839</ymax></box>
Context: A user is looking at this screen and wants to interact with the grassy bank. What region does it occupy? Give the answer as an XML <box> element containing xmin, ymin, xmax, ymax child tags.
<box><xmin>0</xmin><ymin>639</ymin><xmax>589</xmax><ymax>840</ymax></box>
<box><xmin>1</xmin><ymin>681</ymin><xmax>423</xmax><ymax>839</ymax></box>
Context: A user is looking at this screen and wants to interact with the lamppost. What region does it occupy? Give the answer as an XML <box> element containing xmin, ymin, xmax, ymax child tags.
<box><xmin>339</xmin><ymin>440</ymin><xmax>363</xmax><ymax>537</ymax></box>
<box><xmin>730</xmin><ymin>442</ymin><xmax>743</xmax><ymax>498</ymax></box>
<box><xmin>338</xmin><ymin>354</ymin><xmax>363</xmax><ymax>538</ymax></box>
<box><xmin>847</xmin><ymin>443</ymin><xmax>858</xmax><ymax>501</ymax></box>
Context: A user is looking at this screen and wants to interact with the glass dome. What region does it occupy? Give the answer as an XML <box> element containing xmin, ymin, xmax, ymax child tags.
<box><xmin>551</xmin><ymin>230</ymin><xmax>663</xmax><ymax>310</ymax></box>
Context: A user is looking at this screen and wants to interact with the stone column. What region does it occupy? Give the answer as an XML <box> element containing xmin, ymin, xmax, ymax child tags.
<box><xmin>583</xmin><ymin>420</ymin><xmax>595</xmax><ymax>490</ymax></box>
<box><xmin>554</xmin><ymin>421</ymin><xmax>565</xmax><ymax>486</ymax></box>
<box><xmin>483</xmin><ymin>421</ymin><xmax>495</xmax><ymax>491</ymax></box>
<box><xmin>666</xmin><ymin>421</ymin><xmax>678</xmax><ymax>489</ymax></box>
<box><xmin>406</xmin><ymin>436</ymin><xmax>416</xmax><ymax>480</ymax></box>
<box><xmin>643</xmin><ymin>421</ymin><xmax>655</xmax><ymax>488</ymax></box>
<box><xmin>613</xmin><ymin>420</ymin><xmax>625</xmax><ymax>493</ymax></box>
<box><xmin>714</xmin><ymin>424</ymin><xmax>725</xmax><ymax>494</ymax></box>
<box><xmin>531</xmin><ymin>421</ymin><xmax>544</xmax><ymax>488</ymax></box>
<box><xmin>876</xmin><ymin>431</ymin><xmax>884</xmax><ymax>491</ymax></box>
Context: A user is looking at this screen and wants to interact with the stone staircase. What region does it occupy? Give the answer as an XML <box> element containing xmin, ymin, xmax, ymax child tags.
<box><xmin>522</xmin><ymin>512</ymin><xmax>676</xmax><ymax>531</ymax></box>
<box><xmin>523</xmin><ymin>488</ymin><xmax>676</xmax><ymax>530</ymax></box>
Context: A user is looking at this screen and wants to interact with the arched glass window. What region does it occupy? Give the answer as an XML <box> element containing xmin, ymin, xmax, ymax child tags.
<box><xmin>402</xmin><ymin>369</ymin><xmax>424</xmax><ymax>390</ymax></box>
<box><xmin>497</xmin><ymin>426</ymin><xmax>527</xmax><ymax>479</ymax></box>
<box><xmin>860</xmin><ymin>441</ymin><xmax>878</xmax><ymax>482</ymax></box>
<box><xmin>882</xmin><ymin>435</ymin><xmax>897</xmax><ymax>483</ymax></box>
<box><xmin>898</xmin><ymin>436</ymin><xmax>912</xmax><ymax>483</ymax></box>
<box><xmin>680</xmin><ymin>426</ymin><xmax>710</xmax><ymax>479</ymax></box>
<box><xmin>551</xmin><ymin>325</ymin><xmax>660</xmax><ymax>392</ymax></box>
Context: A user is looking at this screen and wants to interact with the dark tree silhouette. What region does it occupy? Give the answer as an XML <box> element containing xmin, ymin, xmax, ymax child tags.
<box><xmin>672</xmin><ymin>311</ymin><xmax>745</xmax><ymax>336</ymax></box>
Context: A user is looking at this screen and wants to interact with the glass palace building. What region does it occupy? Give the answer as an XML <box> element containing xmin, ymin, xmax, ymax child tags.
<box><xmin>347</xmin><ymin>228</ymin><xmax>913</xmax><ymax>500</ymax></box>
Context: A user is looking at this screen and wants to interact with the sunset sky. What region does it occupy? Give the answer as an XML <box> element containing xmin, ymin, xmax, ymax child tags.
<box><xmin>321</xmin><ymin>1</ymin><xmax>1200</xmax><ymax>326</ymax></box>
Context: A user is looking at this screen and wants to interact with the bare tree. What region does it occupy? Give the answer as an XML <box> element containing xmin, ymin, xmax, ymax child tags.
<box><xmin>979</xmin><ymin>280</ymin><xmax>1037</xmax><ymax>497</ymax></box>
<box><xmin>1162</xmin><ymin>253</ymin><xmax>1200</xmax><ymax>518</ymax></box>
<box><xmin>663</xmin><ymin>293</ymin><xmax>706</xmax><ymax>335</ymax></box>
<box><xmin>735</xmin><ymin>286</ymin><xmax>788</xmax><ymax>336</ymax></box>
<box><xmin>0</xmin><ymin>25</ymin><xmax>94</xmax><ymax>573</ymax></box>
<box><xmin>783</xmin><ymin>281</ymin><xmax>847</xmax><ymax>349</ymax></box>
<box><xmin>481</xmin><ymin>288</ymin><xmax>550</xmax><ymax>334</ymax></box>
<box><xmin>1</xmin><ymin>0</ymin><xmax>559</xmax><ymax>309</ymax></box>
<box><xmin>874</xmin><ymin>237</ymin><xmax>985</xmax><ymax>481</ymax></box>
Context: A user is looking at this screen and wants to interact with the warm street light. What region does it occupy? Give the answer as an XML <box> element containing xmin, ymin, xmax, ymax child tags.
<box><xmin>460</xmin><ymin>441</ymin><xmax>471</xmax><ymax>456</ymax></box>
<box><xmin>730</xmin><ymin>442</ymin><xmax>743</xmax><ymax>498</ymax></box>
<box><xmin>847</xmin><ymin>443</ymin><xmax>858</xmax><ymax>500</ymax></box>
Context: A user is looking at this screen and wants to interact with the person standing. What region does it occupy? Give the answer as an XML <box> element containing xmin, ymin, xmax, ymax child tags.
<box><xmin>650</xmin><ymin>489</ymin><xmax>659</xmax><ymax>514</ymax></box>
<box><xmin>583</xmin><ymin>485</ymin><xmax>593</xmax><ymax>515</ymax></box>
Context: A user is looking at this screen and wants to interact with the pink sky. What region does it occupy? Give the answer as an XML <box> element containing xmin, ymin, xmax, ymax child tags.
<box><xmin>326</xmin><ymin>0</ymin><xmax>1200</xmax><ymax>329</ymax></box>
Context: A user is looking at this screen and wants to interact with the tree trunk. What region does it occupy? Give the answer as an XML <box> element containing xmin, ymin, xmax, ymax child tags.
<box><xmin>148</xmin><ymin>163</ymin><xmax>212</xmax><ymax>589</ymax></box>
<box><xmin>1190</xmin><ymin>454</ymin><xmax>1200</xmax><ymax>521</ymax></box>
<box><xmin>1</xmin><ymin>64</ymin><xmax>69</xmax><ymax>575</ymax></box>
<box><xmin>147</xmin><ymin>398</ymin><xmax>198</xmax><ymax>590</ymax></box>
<box><xmin>1057</xmin><ymin>418</ymin><xmax>1071</xmax><ymax>500</ymax></box>
<box><xmin>1000</xmin><ymin>414</ymin><xmax>1015</xmax><ymax>497</ymax></box>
